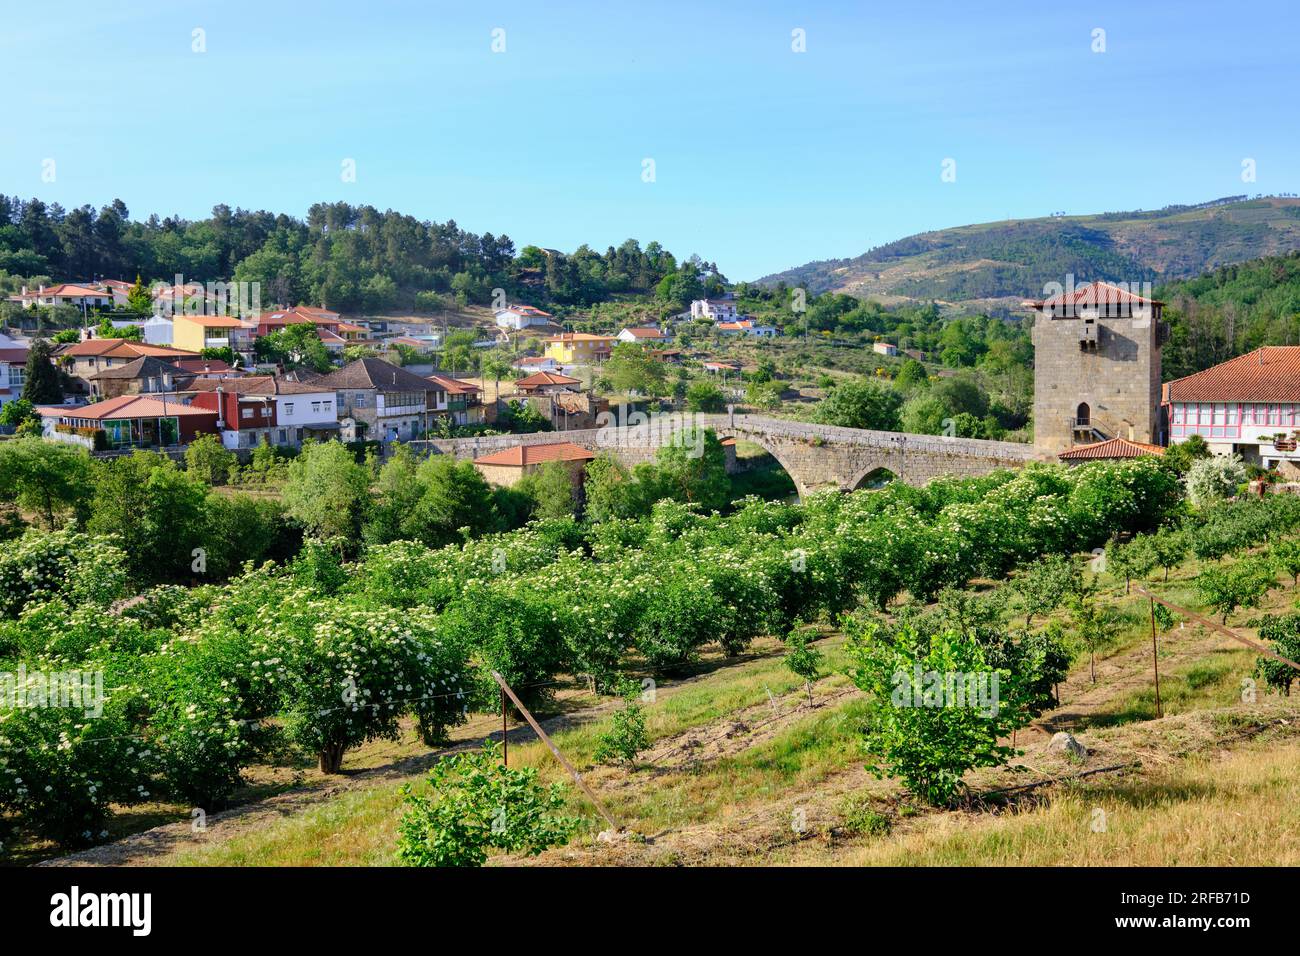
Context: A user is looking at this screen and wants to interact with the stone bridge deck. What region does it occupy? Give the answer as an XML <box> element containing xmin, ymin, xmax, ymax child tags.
<box><xmin>413</xmin><ymin>413</ymin><xmax>1047</xmax><ymax>497</ymax></box>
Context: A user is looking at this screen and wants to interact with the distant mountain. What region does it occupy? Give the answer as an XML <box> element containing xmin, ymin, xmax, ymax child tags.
<box><xmin>756</xmin><ymin>197</ymin><xmax>1300</xmax><ymax>309</ymax></box>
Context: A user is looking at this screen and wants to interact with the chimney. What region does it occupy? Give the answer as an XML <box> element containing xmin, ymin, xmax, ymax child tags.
<box><xmin>215</xmin><ymin>385</ymin><xmax>226</xmax><ymax>429</ymax></box>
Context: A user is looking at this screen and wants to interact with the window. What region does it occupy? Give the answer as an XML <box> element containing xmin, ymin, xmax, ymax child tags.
<box><xmin>1212</xmin><ymin>404</ymin><xmax>1226</xmax><ymax>426</ymax></box>
<box><xmin>323</xmin><ymin>401</ymin><xmax>332</xmax><ymax>412</ymax></box>
<box><xmin>9</xmin><ymin>368</ymin><xmax>24</xmax><ymax>387</ymax></box>
<box><xmin>284</xmin><ymin>402</ymin><xmax>294</xmax><ymax>415</ymax></box>
<box><xmin>311</xmin><ymin>401</ymin><xmax>322</xmax><ymax>414</ymax></box>
<box><xmin>1172</xmin><ymin>403</ymin><xmax>1184</xmax><ymax>425</ymax></box>
<box><xmin>241</xmin><ymin>408</ymin><xmax>253</xmax><ymax>420</ymax></box>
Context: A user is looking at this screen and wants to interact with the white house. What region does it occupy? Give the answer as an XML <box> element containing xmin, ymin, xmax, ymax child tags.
<box><xmin>616</xmin><ymin>326</ymin><xmax>668</xmax><ymax>344</ymax></box>
<box><xmin>495</xmin><ymin>305</ymin><xmax>554</xmax><ymax>330</ymax></box>
<box><xmin>873</xmin><ymin>342</ymin><xmax>899</xmax><ymax>357</ymax></box>
<box><xmin>11</xmin><ymin>284</ymin><xmax>114</xmax><ymax>312</ymax></box>
<box><xmin>690</xmin><ymin>298</ymin><xmax>738</xmax><ymax>321</ymax></box>
<box><xmin>0</xmin><ymin>341</ymin><xmax>29</xmax><ymax>409</ymax></box>
<box><xmin>110</xmin><ymin>315</ymin><xmax>174</xmax><ymax>345</ymax></box>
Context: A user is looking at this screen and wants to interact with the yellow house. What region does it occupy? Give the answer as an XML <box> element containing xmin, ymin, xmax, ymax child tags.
<box><xmin>544</xmin><ymin>333</ymin><xmax>614</xmax><ymax>365</ymax></box>
<box><xmin>172</xmin><ymin>314</ymin><xmax>245</xmax><ymax>353</ymax></box>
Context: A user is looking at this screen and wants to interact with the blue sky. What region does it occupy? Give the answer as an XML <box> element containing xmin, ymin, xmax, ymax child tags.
<box><xmin>4</xmin><ymin>0</ymin><xmax>1298</xmax><ymax>280</ymax></box>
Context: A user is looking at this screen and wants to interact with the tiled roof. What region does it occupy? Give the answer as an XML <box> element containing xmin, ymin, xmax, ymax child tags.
<box><xmin>619</xmin><ymin>327</ymin><xmax>665</xmax><ymax>338</ymax></box>
<box><xmin>58</xmin><ymin>340</ymin><xmax>197</xmax><ymax>359</ymax></box>
<box><xmin>86</xmin><ymin>356</ymin><xmax>190</xmax><ymax>381</ymax></box>
<box><xmin>175</xmin><ymin>314</ymin><xmax>244</xmax><ymax>328</ymax></box>
<box><xmin>1163</xmin><ymin>347</ymin><xmax>1300</xmax><ymax>403</ymax></box>
<box><xmin>1022</xmin><ymin>280</ymin><xmax>1164</xmax><ymax>310</ymax></box>
<box><xmin>314</xmin><ymin>357</ymin><xmax>439</xmax><ymax>392</ymax></box>
<box><xmin>184</xmin><ymin>375</ymin><xmax>329</xmax><ymax>396</ymax></box>
<box><xmin>426</xmin><ymin>373</ymin><xmax>482</xmax><ymax>395</ymax></box>
<box><xmin>473</xmin><ymin>441</ymin><xmax>596</xmax><ymax>467</ymax></box>
<box><xmin>50</xmin><ymin>394</ymin><xmax>219</xmax><ymax>421</ymax></box>
<box><xmin>0</xmin><ymin>348</ymin><xmax>28</xmax><ymax>363</ymax></box>
<box><xmin>515</xmin><ymin>371</ymin><xmax>581</xmax><ymax>388</ymax></box>
<box><xmin>1058</xmin><ymin>437</ymin><xmax>1166</xmax><ymax>461</ymax></box>
<box><xmin>546</xmin><ymin>333</ymin><xmax>614</xmax><ymax>343</ymax></box>
<box><xmin>23</xmin><ymin>283</ymin><xmax>110</xmax><ymax>298</ymax></box>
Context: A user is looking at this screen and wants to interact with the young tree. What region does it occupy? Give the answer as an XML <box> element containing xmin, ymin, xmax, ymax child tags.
<box><xmin>1196</xmin><ymin>558</ymin><xmax>1275</xmax><ymax>624</ymax></box>
<box><xmin>1104</xmin><ymin>536</ymin><xmax>1157</xmax><ymax>594</ymax></box>
<box><xmin>653</xmin><ymin>427</ymin><xmax>729</xmax><ymax>513</ymax></box>
<box><xmin>685</xmin><ymin>379</ymin><xmax>726</xmax><ymax>413</ymax></box>
<box><xmin>785</xmin><ymin>627</ymin><xmax>823</xmax><ymax>705</ymax></box>
<box><xmin>1014</xmin><ymin>552</ymin><xmax>1081</xmax><ymax>626</ymax></box>
<box><xmin>126</xmin><ymin>274</ymin><xmax>153</xmax><ymax>314</ymax></box>
<box><xmin>1066</xmin><ymin>591</ymin><xmax>1116</xmax><ymax>683</ymax></box>
<box><xmin>1270</xmin><ymin>538</ymin><xmax>1300</xmax><ymax>585</ymax></box>
<box><xmin>846</xmin><ymin>618</ymin><xmax>1023</xmax><ymax>806</ymax></box>
<box><xmin>396</xmin><ymin>742</ymin><xmax>580</xmax><ymax>867</ymax></box>
<box><xmin>593</xmin><ymin>678</ymin><xmax>649</xmax><ymax>766</ymax></box>
<box><xmin>1149</xmin><ymin>527</ymin><xmax>1189</xmax><ymax>581</ymax></box>
<box><xmin>1255</xmin><ymin>613</ymin><xmax>1300</xmax><ymax>697</ymax></box>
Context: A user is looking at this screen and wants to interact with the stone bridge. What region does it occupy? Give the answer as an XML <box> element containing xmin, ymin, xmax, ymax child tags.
<box><xmin>413</xmin><ymin>413</ymin><xmax>1047</xmax><ymax>498</ymax></box>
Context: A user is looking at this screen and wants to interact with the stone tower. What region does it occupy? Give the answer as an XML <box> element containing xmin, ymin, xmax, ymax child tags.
<box><xmin>1027</xmin><ymin>281</ymin><xmax>1165</xmax><ymax>455</ymax></box>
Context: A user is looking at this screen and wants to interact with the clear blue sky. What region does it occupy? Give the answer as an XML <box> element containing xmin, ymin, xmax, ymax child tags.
<box><xmin>4</xmin><ymin>0</ymin><xmax>1298</xmax><ymax>280</ymax></box>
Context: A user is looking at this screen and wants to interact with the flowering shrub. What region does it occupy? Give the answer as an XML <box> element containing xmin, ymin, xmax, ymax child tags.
<box><xmin>0</xmin><ymin>529</ymin><xmax>128</xmax><ymax>619</ymax></box>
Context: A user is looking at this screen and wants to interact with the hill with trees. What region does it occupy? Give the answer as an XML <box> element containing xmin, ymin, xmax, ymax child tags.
<box><xmin>758</xmin><ymin>196</ymin><xmax>1300</xmax><ymax>307</ymax></box>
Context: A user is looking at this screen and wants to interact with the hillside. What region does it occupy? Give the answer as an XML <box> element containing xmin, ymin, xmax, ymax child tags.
<box><xmin>757</xmin><ymin>197</ymin><xmax>1300</xmax><ymax>308</ymax></box>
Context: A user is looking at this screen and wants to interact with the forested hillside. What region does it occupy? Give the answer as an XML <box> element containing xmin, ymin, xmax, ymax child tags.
<box><xmin>1158</xmin><ymin>250</ymin><xmax>1300</xmax><ymax>380</ymax></box>
<box><xmin>760</xmin><ymin>196</ymin><xmax>1300</xmax><ymax>304</ymax></box>
<box><xmin>0</xmin><ymin>196</ymin><xmax>726</xmax><ymax>315</ymax></box>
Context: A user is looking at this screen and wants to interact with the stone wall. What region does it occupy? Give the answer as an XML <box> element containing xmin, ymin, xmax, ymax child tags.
<box><xmin>1032</xmin><ymin>310</ymin><xmax>1162</xmax><ymax>455</ymax></box>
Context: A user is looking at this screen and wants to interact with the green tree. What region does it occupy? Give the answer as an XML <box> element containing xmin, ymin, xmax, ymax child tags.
<box><xmin>604</xmin><ymin>342</ymin><xmax>666</xmax><ymax>396</ymax></box>
<box><xmin>255</xmin><ymin>322</ymin><xmax>333</xmax><ymax>372</ymax></box>
<box><xmin>517</xmin><ymin>460</ymin><xmax>579</xmax><ymax>521</ymax></box>
<box><xmin>1255</xmin><ymin>613</ymin><xmax>1300</xmax><ymax>697</ymax></box>
<box><xmin>1149</xmin><ymin>528</ymin><xmax>1189</xmax><ymax>582</ymax></box>
<box><xmin>1014</xmin><ymin>553</ymin><xmax>1081</xmax><ymax>626</ymax></box>
<box><xmin>593</xmin><ymin>678</ymin><xmax>649</xmax><ymax>766</ymax></box>
<box><xmin>396</xmin><ymin>742</ymin><xmax>581</xmax><ymax>867</ymax></box>
<box><xmin>685</xmin><ymin>379</ymin><xmax>726</xmax><ymax>413</ymax></box>
<box><xmin>785</xmin><ymin>627</ymin><xmax>823</xmax><ymax>705</ymax></box>
<box><xmin>0</xmin><ymin>437</ymin><xmax>94</xmax><ymax>529</ymax></box>
<box><xmin>87</xmin><ymin>450</ymin><xmax>210</xmax><ymax>583</ymax></box>
<box><xmin>811</xmin><ymin>377</ymin><xmax>902</xmax><ymax>431</ymax></box>
<box><xmin>846</xmin><ymin>618</ymin><xmax>1023</xmax><ymax>806</ymax></box>
<box><xmin>654</xmin><ymin>428</ymin><xmax>729</xmax><ymax>513</ymax></box>
<box><xmin>22</xmin><ymin>338</ymin><xmax>63</xmax><ymax>404</ymax></box>
<box><xmin>126</xmin><ymin>274</ymin><xmax>153</xmax><ymax>314</ymax></box>
<box><xmin>282</xmin><ymin>440</ymin><xmax>371</xmax><ymax>549</ymax></box>
<box><xmin>1197</xmin><ymin>558</ymin><xmax>1275</xmax><ymax>624</ymax></box>
<box><xmin>184</xmin><ymin>433</ymin><xmax>237</xmax><ymax>486</ymax></box>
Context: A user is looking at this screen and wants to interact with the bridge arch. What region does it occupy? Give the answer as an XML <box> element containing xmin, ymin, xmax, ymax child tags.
<box><xmin>711</xmin><ymin>430</ymin><xmax>807</xmax><ymax>502</ymax></box>
<box><xmin>847</xmin><ymin>465</ymin><xmax>899</xmax><ymax>491</ymax></box>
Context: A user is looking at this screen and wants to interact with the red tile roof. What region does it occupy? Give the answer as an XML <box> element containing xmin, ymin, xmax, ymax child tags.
<box><xmin>58</xmin><ymin>340</ymin><xmax>199</xmax><ymax>359</ymax></box>
<box><xmin>1058</xmin><ymin>437</ymin><xmax>1166</xmax><ymax>461</ymax></box>
<box><xmin>1163</xmin><ymin>347</ymin><xmax>1300</xmax><ymax>403</ymax></box>
<box><xmin>473</xmin><ymin>441</ymin><xmax>596</xmax><ymax>467</ymax></box>
<box><xmin>0</xmin><ymin>348</ymin><xmax>28</xmax><ymax>363</ymax></box>
<box><xmin>1023</xmin><ymin>281</ymin><xmax>1164</xmax><ymax>310</ymax></box>
<box><xmin>426</xmin><ymin>373</ymin><xmax>482</xmax><ymax>395</ymax></box>
<box><xmin>48</xmin><ymin>394</ymin><xmax>219</xmax><ymax>421</ymax></box>
<box><xmin>619</xmin><ymin>327</ymin><xmax>665</xmax><ymax>339</ymax></box>
<box><xmin>515</xmin><ymin>371</ymin><xmax>581</xmax><ymax>388</ymax></box>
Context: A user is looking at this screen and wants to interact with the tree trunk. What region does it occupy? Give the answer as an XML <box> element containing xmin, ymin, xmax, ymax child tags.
<box><xmin>1090</xmin><ymin>650</ymin><xmax>1096</xmax><ymax>684</ymax></box>
<box><xmin>318</xmin><ymin>740</ymin><xmax>347</xmax><ymax>774</ymax></box>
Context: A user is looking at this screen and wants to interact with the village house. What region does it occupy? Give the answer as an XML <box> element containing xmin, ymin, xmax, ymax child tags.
<box><xmin>616</xmin><ymin>326</ymin><xmax>668</xmax><ymax>344</ymax></box>
<box><xmin>172</xmin><ymin>313</ymin><xmax>246</xmax><ymax>354</ymax></box>
<box><xmin>313</xmin><ymin>357</ymin><xmax>445</xmax><ymax>442</ymax></box>
<box><xmin>690</xmin><ymin>297</ymin><xmax>738</xmax><ymax>321</ymax></box>
<box><xmin>526</xmin><ymin>389</ymin><xmax>610</xmax><ymax>431</ymax></box>
<box><xmin>54</xmin><ymin>340</ymin><xmax>201</xmax><ymax>396</ymax></box>
<box><xmin>873</xmin><ymin>342</ymin><xmax>899</xmax><ymax>357</ymax></box>
<box><xmin>10</xmin><ymin>283</ymin><xmax>115</xmax><ymax>313</ymax></box>
<box><xmin>426</xmin><ymin>372</ymin><xmax>485</xmax><ymax>426</ymax></box>
<box><xmin>0</xmin><ymin>342</ymin><xmax>28</xmax><ymax>409</ymax></box>
<box><xmin>85</xmin><ymin>356</ymin><xmax>196</xmax><ymax>401</ymax></box>
<box><xmin>494</xmin><ymin>304</ymin><xmax>556</xmax><ymax>330</ymax></box>
<box><xmin>1163</xmin><ymin>346</ymin><xmax>1300</xmax><ymax>472</ymax></box>
<box><xmin>514</xmin><ymin>370</ymin><xmax>582</xmax><ymax>396</ymax></box>
<box><xmin>472</xmin><ymin>441</ymin><xmax>596</xmax><ymax>488</ymax></box>
<box><xmin>186</xmin><ymin>376</ymin><xmax>340</xmax><ymax>449</ymax></box>
<box><xmin>39</xmin><ymin>394</ymin><xmax>219</xmax><ymax>450</ymax></box>
<box><xmin>544</xmin><ymin>333</ymin><xmax>614</xmax><ymax>365</ymax></box>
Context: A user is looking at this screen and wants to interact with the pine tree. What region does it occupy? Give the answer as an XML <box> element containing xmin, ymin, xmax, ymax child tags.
<box><xmin>22</xmin><ymin>338</ymin><xmax>63</xmax><ymax>404</ymax></box>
